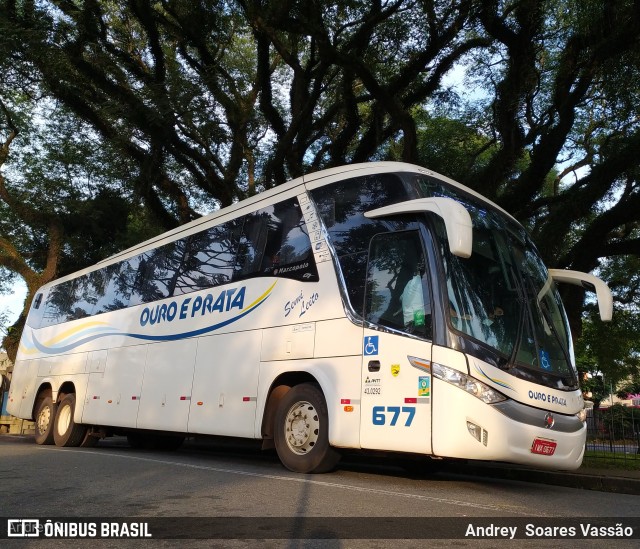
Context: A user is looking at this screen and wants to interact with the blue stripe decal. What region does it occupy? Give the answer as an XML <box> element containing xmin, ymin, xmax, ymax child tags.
<box><xmin>31</xmin><ymin>293</ymin><xmax>272</xmax><ymax>355</ymax></box>
<box><xmin>474</xmin><ymin>364</ymin><xmax>515</xmax><ymax>391</ymax></box>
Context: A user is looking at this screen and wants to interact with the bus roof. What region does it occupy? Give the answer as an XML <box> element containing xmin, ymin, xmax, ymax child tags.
<box><xmin>46</xmin><ymin>162</ymin><xmax>518</xmax><ymax>288</ymax></box>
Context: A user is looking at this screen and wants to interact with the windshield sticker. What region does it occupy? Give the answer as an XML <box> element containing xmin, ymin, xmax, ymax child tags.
<box><xmin>418</xmin><ymin>376</ymin><xmax>430</xmax><ymax>397</ymax></box>
<box><xmin>539</xmin><ymin>349</ymin><xmax>552</xmax><ymax>370</ymax></box>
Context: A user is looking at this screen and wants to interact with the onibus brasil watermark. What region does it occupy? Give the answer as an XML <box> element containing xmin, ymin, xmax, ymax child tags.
<box><xmin>7</xmin><ymin>519</ymin><xmax>151</xmax><ymax>539</ymax></box>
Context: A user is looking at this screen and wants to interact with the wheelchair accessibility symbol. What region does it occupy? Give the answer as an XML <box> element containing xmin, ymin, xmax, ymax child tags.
<box><xmin>540</xmin><ymin>349</ymin><xmax>551</xmax><ymax>370</ymax></box>
<box><xmin>364</xmin><ymin>336</ymin><xmax>379</xmax><ymax>356</ymax></box>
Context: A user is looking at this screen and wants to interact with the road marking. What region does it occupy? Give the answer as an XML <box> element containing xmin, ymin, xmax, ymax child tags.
<box><xmin>40</xmin><ymin>446</ymin><xmax>538</xmax><ymax>516</ymax></box>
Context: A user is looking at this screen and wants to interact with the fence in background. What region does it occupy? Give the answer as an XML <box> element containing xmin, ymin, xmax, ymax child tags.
<box><xmin>586</xmin><ymin>405</ymin><xmax>640</xmax><ymax>461</ymax></box>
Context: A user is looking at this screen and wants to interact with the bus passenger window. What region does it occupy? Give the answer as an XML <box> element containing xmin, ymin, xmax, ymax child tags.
<box><xmin>41</xmin><ymin>280</ymin><xmax>80</xmax><ymax>327</ymax></box>
<box><xmin>128</xmin><ymin>245</ymin><xmax>175</xmax><ymax>306</ymax></box>
<box><xmin>259</xmin><ymin>199</ymin><xmax>314</xmax><ymax>274</ymax></box>
<box><xmin>364</xmin><ymin>231</ymin><xmax>432</xmax><ymax>339</ymax></box>
<box><xmin>235</xmin><ymin>213</ymin><xmax>269</xmax><ymax>279</ymax></box>
<box><xmin>174</xmin><ymin>221</ymin><xmax>241</xmax><ymax>295</ymax></box>
<box><xmin>234</xmin><ymin>198</ymin><xmax>317</xmax><ymax>282</ymax></box>
<box><xmin>92</xmin><ymin>261</ymin><xmax>137</xmax><ymax>314</ymax></box>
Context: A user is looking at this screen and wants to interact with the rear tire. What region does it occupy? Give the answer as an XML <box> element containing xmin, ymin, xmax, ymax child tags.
<box><xmin>53</xmin><ymin>394</ymin><xmax>87</xmax><ymax>447</ymax></box>
<box><xmin>274</xmin><ymin>383</ymin><xmax>340</xmax><ymax>473</ymax></box>
<box><xmin>34</xmin><ymin>396</ymin><xmax>57</xmax><ymax>445</ymax></box>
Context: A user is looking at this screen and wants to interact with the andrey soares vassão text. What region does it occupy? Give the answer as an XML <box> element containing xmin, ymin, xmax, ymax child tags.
<box><xmin>465</xmin><ymin>522</ymin><xmax>635</xmax><ymax>539</ymax></box>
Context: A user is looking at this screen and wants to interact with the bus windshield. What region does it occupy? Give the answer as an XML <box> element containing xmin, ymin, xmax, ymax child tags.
<box><xmin>409</xmin><ymin>175</ymin><xmax>577</xmax><ymax>388</ymax></box>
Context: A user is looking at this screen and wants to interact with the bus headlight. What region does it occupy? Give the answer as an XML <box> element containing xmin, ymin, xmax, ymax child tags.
<box><xmin>432</xmin><ymin>363</ymin><xmax>507</xmax><ymax>404</ymax></box>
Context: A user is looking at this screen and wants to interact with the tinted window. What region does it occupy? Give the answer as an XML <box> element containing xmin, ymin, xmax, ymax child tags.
<box><xmin>41</xmin><ymin>284</ymin><xmax>68</xmax><ymax>327</ymax></box>
<box><xmin>173</xmin><ymin>221</ymin><xmax>242</xmax><ymax>296</ymax></box>
<box><xmin>235</xmin><ymin>211</ymin><xmax>269</xmax><ymax>279</ymax></box>
<box><xmin>365</xmin><ymin>231</ymin><xmax>432</xmax><ymax>339</ymax></box>
<box><xmin>311</xmin><ymin>174</ymin><xmax>411</xmax><ymax>313</ymax></box>
<box><xmin>41</xmin><ymin>278</ymin><xmax>89</xmax><ymax>327</ymax></box>
<box><xmin>34</xmin><ymin>196</ymin><xmax>318</xmax><ymax>327</ymax></box>
<box><xmin>128</xmin><ymin>240</ymin><xmax>194</xmax><ymax>306</ymax></box>
<box><xmin>234</xmin><ymin>198</ymin><xmax>317</xmax><ymax>282</ymax></box>
<box><xmin>92</xmin><ymin>259</ymin><xmax>139</xmax><ymax>314</ymax></box>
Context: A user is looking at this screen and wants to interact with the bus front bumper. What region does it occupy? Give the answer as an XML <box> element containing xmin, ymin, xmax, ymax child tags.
<box><xmin>432</xmin><ymin>379</ymin><xmax>586</xmax><ymax>470</ymax></box>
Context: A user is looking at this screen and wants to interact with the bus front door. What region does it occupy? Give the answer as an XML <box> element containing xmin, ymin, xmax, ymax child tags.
<box><xmin>359</xmin><ymin>231</ymin><xmax>433</xmax><ymax>455</ymax></box>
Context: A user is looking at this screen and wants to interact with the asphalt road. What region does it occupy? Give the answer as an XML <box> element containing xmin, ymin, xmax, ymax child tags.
<box><xmin>1</xmin><ymin>435</ymin><xmax>639</xmax><ymax>548</ymax></box>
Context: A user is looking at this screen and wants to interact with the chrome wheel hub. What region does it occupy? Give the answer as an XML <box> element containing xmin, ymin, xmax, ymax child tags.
<box><xmin>285</xmin><ymin>401</ymin><xmax>320</xmax><ymax>455</ymax></box>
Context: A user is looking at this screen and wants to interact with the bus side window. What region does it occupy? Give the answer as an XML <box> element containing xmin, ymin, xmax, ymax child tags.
<box><xmin>174</xmin><ymin>221</ymin><xmax>241</xmax><ymax>295</ymax></box>
<box><xmin>364</xmin><ymin>231</ymin><xmax>432</xmax><ymax>339</ymax></box>
<box><xmin>235</xmin><ymin>212</ymin><xmax>269</xmax><ymax>279</ymax></box>
<box><xmin>41</xmin><ymin>280</ymin><xmax>76</xmax><ymax>327</ymax></box>
<box><xmin>92</xmin><ymin>260</ymin><xmax>137</xmax><ymax>314</ymax></box>
<box><xmin>234</xmin><ymin>198</ymin><xmax>316</xmax><ymax>281</ymax></box>
<box><xmin>128</xmin><ymin>240</ymin><xmax>188</xmax><ymax>306</ymax></box>
<box><xmin>259</xmin><ymin>199</ymin><xmax>313</xmax><ymax>274</ymax></box>
<box><xmin>311</xmin><ymin>173</ymin><xmax>413</xmax><ymax>317</ymax></box>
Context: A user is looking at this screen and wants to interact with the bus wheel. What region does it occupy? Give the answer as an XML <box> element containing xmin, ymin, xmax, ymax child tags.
<box><xmin>274</xmin><ymin>383</ymin><xmax>340</xmax><ymax>473</ymax></box>
<box><xmin>53</xmin><ymin>394</ymin><xmax>87</xmax><ymax>447</ymax></box>
<box><xmin>34</xmin><ymin>396</ymin><xmax>57</xmax><ymax>445</ymax></box>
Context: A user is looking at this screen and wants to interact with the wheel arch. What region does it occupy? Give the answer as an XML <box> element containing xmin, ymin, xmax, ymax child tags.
<box><xmin>31</xmin><ymin>383</ymin><xmax>53</xmax><ymax>421</ymax></box>
<box><xmin>261</xmin><ymin>371</ymin><xmax>321</xmax><ymax>449</ymax></box>
<box><xmin>56</xmin><ymin>380</ymin><xmax>77</xmax><ymax>402</ymax></box>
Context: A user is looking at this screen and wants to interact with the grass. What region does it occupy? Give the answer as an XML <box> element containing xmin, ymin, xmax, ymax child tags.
<box><xmin>582</xmin><ymin>450</ymin><xmax>640</xmax><ymax>471</ymax></box>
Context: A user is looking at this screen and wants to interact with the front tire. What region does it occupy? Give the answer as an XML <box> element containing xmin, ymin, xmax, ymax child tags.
<box><xmin>54</xmin><ymin>394</ymin><xmax>87</xmax><ymax>447</ymax></box>
<box><xmin>274</xmin><ymin>383</ymin><xmax>340</xmax><ymax>473</ymax></box>
<box><xmin>34</xmin><ymin>396</ymin><xmax>57</xmax><ymax>445</ymax></box>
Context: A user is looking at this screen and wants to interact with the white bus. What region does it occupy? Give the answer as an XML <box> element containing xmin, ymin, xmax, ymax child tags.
<box><xmin>7</xmin><ymin>162</ymin><xmax>612</xmax><ymax>473</ymax></box>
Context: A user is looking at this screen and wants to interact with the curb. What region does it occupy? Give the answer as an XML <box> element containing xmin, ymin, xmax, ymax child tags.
<box><xmin>444</xmin><ymin>462</ymin><xmax>640</xmax><ymax>495</ymax></box>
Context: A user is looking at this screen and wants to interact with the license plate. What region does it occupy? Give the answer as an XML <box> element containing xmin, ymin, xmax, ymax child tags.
<box><xmin>531</xmin><ymin>438</ymin><xmax>557</xmax><ymax>456</ymax></box>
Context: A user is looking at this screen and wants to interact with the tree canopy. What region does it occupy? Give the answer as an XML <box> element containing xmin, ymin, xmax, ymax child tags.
<box><xmin>1</xmin><ymin>0</ymin><xmax>639</xmax><ymax>370</ymax></box>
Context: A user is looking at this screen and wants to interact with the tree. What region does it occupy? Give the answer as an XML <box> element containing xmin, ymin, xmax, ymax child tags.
<box><xmin>575</xmin><ymin>307</ymin><xmax>640</xmax><ymax>408</ymax></box>
<box><xmin>0</xmin><ymin>93</ymin><xmax>156</xmax><ymax>358</ymax></box>
<box><xmin>0</xmin><ymin>0</ymin><xmax>639</xmax><ymax>364</ymax></box>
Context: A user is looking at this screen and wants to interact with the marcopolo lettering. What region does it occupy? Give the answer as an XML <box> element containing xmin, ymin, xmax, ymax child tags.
<box><xmin>140</xmin><ymin>287</ymin><xmax>246</xmax><ymax>327</ymax></box>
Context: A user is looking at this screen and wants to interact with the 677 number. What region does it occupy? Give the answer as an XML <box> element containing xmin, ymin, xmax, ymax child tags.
<box><xmin>372</xmin><ymin>406</ymin><xmax>415</xmax><ymax>427</ymax></box>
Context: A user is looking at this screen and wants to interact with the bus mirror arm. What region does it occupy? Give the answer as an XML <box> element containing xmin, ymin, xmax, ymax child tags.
<box><xmin>364</xmin><ymin>197</ymin><xmax>473</xmax><ymax>258</ymax></box>
<box><xmin>548</xmin><ymin>269</ymin><xmax>613</xmax><ymax>322</ymax></box>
